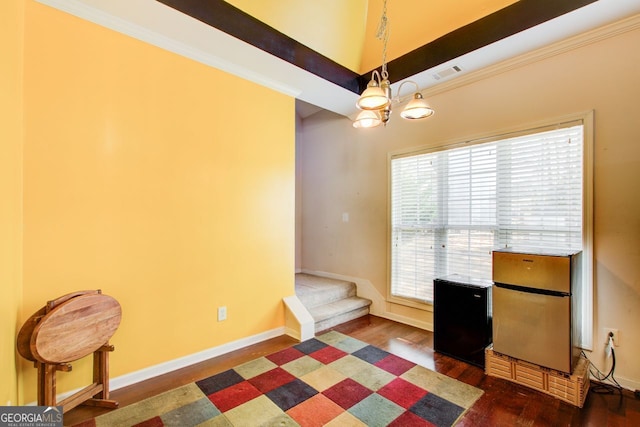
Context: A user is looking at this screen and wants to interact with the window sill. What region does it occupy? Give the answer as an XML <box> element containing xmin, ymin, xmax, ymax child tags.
<box><xmin>386</xmin><ymin>294</ymin><xmax>433</xmax><ymax>312</ymax></box>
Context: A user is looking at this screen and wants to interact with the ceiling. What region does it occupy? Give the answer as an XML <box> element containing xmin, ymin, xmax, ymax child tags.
<box><xmin>37</xmin><ymin>0</ymin><xmax>640</xmax><ymax>119</ymax></box>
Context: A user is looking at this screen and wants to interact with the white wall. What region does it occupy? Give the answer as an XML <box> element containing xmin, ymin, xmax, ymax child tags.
<box><xmin>298</xmin><ymin>18</ymin><xmax>640</xmax><ymax>390</ymax></box>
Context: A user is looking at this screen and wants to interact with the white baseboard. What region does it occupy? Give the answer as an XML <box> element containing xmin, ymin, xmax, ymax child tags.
<box><xmin>586</xmin><ymin>357</ymin><xmax>640</xmax><ymax>393</ymax></box>
<box><xmin>376</xmin><ymin>311</ymin><xmax>432</xmax><ymax>331</ymax></box>
<box><xmin>38</xmin><ymin>327</ymin><xmax>286</xmax><ymax>406</ymax></box>
<box><xmin>110</xmin><ymin>327</ymin><xmax>286</xmax><ymax>390</ymax></box>
<box><xmin>598</xmin><ymin>375</ymin><xmax>640</xmax><ymax>393</ymax></box>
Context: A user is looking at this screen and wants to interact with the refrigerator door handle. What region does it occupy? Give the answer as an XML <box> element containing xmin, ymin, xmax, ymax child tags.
<box><xmin>494</xmin><ymin>281</ymin><xmax>569</xmax><ymax>297</ymax></box>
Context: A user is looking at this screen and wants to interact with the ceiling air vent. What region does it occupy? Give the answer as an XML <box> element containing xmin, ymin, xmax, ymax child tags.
<box><xmin>432</xmin><ymin>65</ymin><xmax>462</xmax><ymax>81</ymax></box>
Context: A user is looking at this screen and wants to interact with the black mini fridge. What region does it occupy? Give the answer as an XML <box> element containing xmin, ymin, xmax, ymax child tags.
<box><xmin>434</xmin><ymin>274</ymin><xmax>493</xmax><ymax>368</ymax></box>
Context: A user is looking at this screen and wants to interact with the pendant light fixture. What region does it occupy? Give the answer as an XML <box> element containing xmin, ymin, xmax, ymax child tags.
<box><xmin>353</xmin><ymin>0</ymin><xmax>434</xmax><ymax>129</ymax></box>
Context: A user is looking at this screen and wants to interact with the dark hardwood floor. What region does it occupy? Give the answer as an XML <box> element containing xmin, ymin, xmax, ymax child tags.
<box><xmin>64</xmin><ymin>315</ymin><xmax>639</xmax><ymax>426</ymax></box>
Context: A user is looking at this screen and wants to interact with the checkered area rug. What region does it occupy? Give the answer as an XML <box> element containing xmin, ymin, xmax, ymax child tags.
<box><xmin>75</xmin><ymin>331</ymin><xmax>483</xmax><ymax>426</ymax></box>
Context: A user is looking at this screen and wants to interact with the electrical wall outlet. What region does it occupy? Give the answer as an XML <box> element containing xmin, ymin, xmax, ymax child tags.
<box><xmin>218</xmin><ymin>306</ymin><xmax>227</xmax><ymax>322</ymax></box>
<box><xmin>603</xmin><ymin>328</ymin><xmax>620</xmax><ymax>347</ymax></box>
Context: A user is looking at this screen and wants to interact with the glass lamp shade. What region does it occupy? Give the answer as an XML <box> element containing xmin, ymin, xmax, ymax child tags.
<box><xmin>400</xmin><ymin>93</ymin><xmax>434</xmax><ymax>120</ymax></box>
<box><xmin>357</xmin><ymin>86</ymin><xmax>390</xmax><ymax>110</ymax></box>
<box><xmin>353</xmin><ymin>110</ymin><xmax>382</xmax><ymax>128</ymax></box>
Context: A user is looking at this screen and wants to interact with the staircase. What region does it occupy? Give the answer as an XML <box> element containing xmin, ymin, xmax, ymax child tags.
<box><xmin>295</xmin><ymin>273</ymin><xmax>372</xmax><ymax>333</ymax></box>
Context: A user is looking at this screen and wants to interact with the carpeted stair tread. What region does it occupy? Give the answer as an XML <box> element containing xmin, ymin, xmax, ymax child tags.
<box><xmin>314</xmin><ymin>306</ymin><xmax>371</xmax><ymax>333</ymax></box>
<box><xmin>295</xmin><ymin>273</ymin><xmax>372</xmax><ymax>332</ymax></box>
<box><xmin>295</xmin><ymin>273</ymin><xmax>356</xmax><ymax>308</ymax></box>
<box><xmin>307</xmin><ymin>296</ymin><xmax>372</xmax><ymax>322</ymax></box>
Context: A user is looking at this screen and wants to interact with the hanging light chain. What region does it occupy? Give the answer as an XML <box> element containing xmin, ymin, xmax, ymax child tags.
<box><xmin>376</xmin><ymin>0</ymin><xmax>389</xmax><ymax>80</ymax></box>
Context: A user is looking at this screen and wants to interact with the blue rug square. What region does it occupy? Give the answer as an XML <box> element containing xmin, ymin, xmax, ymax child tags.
<box><xmin>352</xmin><ymin>344</ymin><xmax>391</xmax><ymax>364</ymax></box>
<box><xmin>294</xmin><ymin>338</ymin><xmax>328</xmax><ymax>354</ymax></box>
<box><xmin>410</xmin><ymin>392</ymin><xmax>465</xmax><ymax>426</ymax></box>
<box><xmin>196</xmin><ymin>369</ymin><xmax>244</xmax><ymax>395</ymax></box>
<box><xmin>265</xmin><ymin>378</ymin><xmax>318</xmax><ymax>411</ymax></box>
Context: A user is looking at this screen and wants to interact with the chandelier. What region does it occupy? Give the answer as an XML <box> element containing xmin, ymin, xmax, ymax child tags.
<box><xmin>353</xmin><ymin>0</ymin><xmax>434</xmax><ymax>128</ymax></box>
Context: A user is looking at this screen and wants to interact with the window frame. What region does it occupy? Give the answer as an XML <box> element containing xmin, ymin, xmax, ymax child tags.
<box><xmin>386</xmin><ymin>111</ymin><xmax>594</xmax><ymax>349</ymax></box>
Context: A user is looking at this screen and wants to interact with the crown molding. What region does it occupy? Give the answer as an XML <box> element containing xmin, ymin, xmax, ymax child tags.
<box><xmin>421</xmin><ymin>13</ymin><xmax>640</xmax><ymax>99</ymax></box>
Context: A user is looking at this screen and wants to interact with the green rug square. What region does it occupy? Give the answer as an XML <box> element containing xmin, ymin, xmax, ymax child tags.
<box><xmin>223</xmin><ymin>394</ymin><xmax>287</xmax><ymax>426</ymax></box>
<box><xmin>331</xmin><ymin>336</ymin><xmax>369</xmax><ymax>354</ymax></box>
<box><xmin>401</xmin><ymin>365</ymin><xmax>484</xmax><ymax>409</ymax></box>
<box><xmin>160</xmin><ymin>397</ymin><xmax>219</xmax><ymax>426</ymax></box>
<box><xmin>350</xmin><ymin>362</ymin><xmax>396</xmax><ymax>391</ymax></box>
<box><xmin>328</xmin><ymin>354</ymin><xmax>373</xmax><ymax>378</ymax></box>
<box><xmin>233</xmin><ymin>356</ymin><xmax>278</xmax><ymax>379</ymax></box>
<box><xmin>194</xmin><ymin>414</ymin><xmax>233</xmax><ymax>426</ymax></box>
<box><xmin>281</xmin><ymin>354</ymin><xmax>324</xmax><ymax>377</ymax></box>
<box><xmin>349</xmin><ymin>393</ymin><xmax>405</xmax><ymax>427</ymax></box>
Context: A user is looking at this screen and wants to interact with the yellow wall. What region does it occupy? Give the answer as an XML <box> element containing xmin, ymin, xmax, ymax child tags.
<box><xmin>300</xmin><ymin>22</ymin><xmax>640</xmax><ymax>389</ymax></box>
<box><xmin>17</xmin><ymin>1</ymin><xmax>294</xmax><ymax>403</ymax></box>
<box><xmin>0</xmin><ymin>0</ymin><xmax>24</xmax><ymax>406</ymax></box>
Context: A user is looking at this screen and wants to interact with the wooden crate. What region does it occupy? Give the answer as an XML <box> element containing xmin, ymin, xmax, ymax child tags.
<box><xmin>485</xmin><ymin>346</ymin><xmax>589</xmax><ymax>407</ymax></box>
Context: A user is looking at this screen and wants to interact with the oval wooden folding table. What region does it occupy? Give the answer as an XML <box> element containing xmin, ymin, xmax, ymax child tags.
<box><xmin>17</xmin><ymin>290</ymin><xmax>122</xmax><ymax>413</ymax></box>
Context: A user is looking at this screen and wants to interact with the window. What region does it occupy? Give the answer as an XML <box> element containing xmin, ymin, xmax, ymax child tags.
<box><xmin>389</xmin><ymin>114</ymin><xmax>593</xmax><ymax>348</ymax></box>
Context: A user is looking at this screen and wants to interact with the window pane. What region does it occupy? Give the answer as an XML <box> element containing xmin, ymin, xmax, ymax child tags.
<box><xmin>391</xmin><ymin>228</ymin><xmax>437</xmax><ymax>301</ymax></box>
<box><xmin>390</xmin><ymin>124</ymin><xmax>583</xmax><ymax>303</ymax></box>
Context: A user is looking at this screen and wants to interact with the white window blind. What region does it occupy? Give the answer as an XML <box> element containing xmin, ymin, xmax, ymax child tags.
<box><xmin>390</xmin><ymin>124</ymin><xmax>584</xmax><ymax>304</ymax></box>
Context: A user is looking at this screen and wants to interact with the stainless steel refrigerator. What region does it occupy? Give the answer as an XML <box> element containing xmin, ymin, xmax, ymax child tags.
<box><xmin>492</xmin><ymin>249</ymin><xmax>582</xmax><ymax>374</ymax></box>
